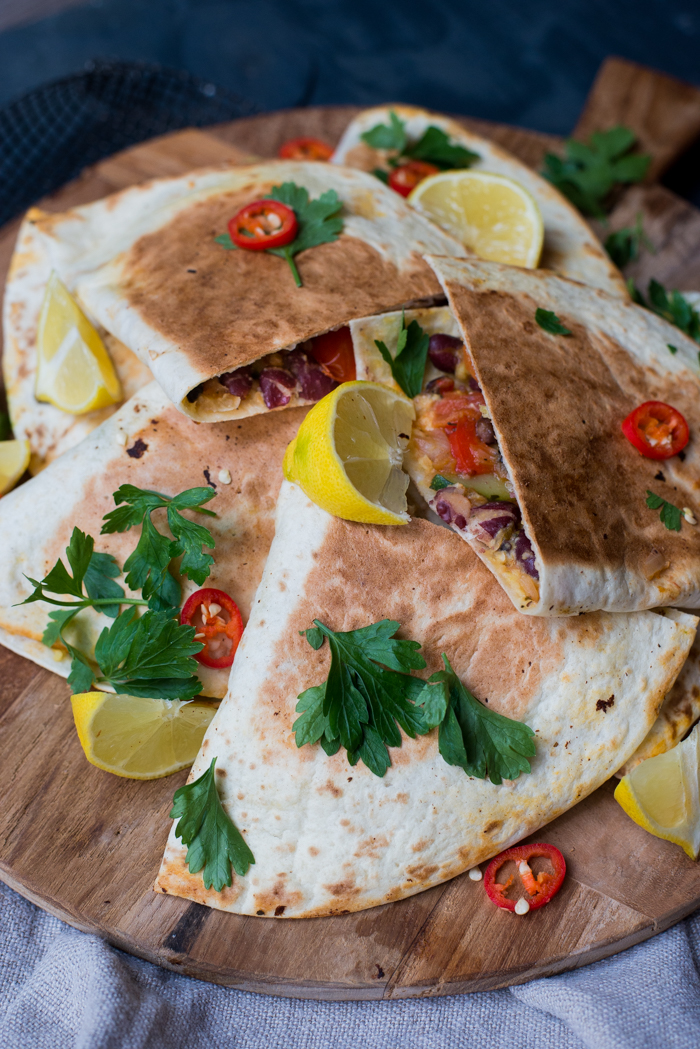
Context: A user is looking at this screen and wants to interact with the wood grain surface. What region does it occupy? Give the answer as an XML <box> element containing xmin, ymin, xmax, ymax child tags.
<box><xmin>3</xmin><ymin>59</ymin><xmax>700</xmax><ymax>999</ymax></box>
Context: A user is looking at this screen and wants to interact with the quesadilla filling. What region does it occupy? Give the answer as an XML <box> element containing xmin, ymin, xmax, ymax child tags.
<box><xmin>409</xmin><ymin>333</ymin><xmax>540</xmax><ymax>606</ymax></box>
<box><xmin>184</xmin><ymin>327</ymin><xmax>357</xmax><ymax>417</ymax></box>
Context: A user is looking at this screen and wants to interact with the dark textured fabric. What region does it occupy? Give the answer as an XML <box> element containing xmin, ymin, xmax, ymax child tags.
<box><xmin>0</xmin><ymin>60</ymin><xmax>256</xmax><ymax>227</ymax></box>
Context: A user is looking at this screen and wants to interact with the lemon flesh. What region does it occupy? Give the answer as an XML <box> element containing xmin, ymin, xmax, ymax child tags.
<box><xmin>283</xmin><ymin>381</ymin><xmax>415</xmax><ymax>525</ymax></box>
<box><xmin>71</xmin><ymin>692</ymin><xmax>217</xmax><ymax>779</ymax></box>
<box><xmin>0</xmin><ymin>438</ymin><xmax>30</xmax><ymax>496</ymax></box>
<box><xmin>615</xmin><ymin>722</ymin><xmax>700</xmax><ymax>859</ymax></box>
<box><xmin>36</xmin><ymin>271</ymin><xmax>122</xmax><ymax>414</ymax></box>
<box><xmin>409</xmin><ymin>170</ymin><xmax>544</xmax><ymax>269</ymax></box>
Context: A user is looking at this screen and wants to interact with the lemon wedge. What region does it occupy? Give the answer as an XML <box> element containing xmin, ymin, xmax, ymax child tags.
<box><xmin>409</xmin><ymin>170</ymin><xmax>544</xmax><ymax>268</ymax></box>
<box><xmin>0</xmin><ymin>438</ymin><xmax>30</xmax><ymax>496</ymax></box>
<box><xmin>36</xmin><ymin>272</ymin><xmax>122</xmax><ymax>414</ymax></box>
<box><xmin>615</xmin><ymin>722</ymin><xmax>700</xmax><ymax>858</ymax></box>
<box><xmin>283</xmin><ymin>380</ymin><xmax>415</xmax><ymax>525</ymax></box>
<box><xmin>71</xmin><ymin>692</ymin><xmax>217</xmax><ymax>779</ymax></box>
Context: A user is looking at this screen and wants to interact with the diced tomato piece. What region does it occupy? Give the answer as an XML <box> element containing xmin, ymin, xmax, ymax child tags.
<box><xmin>446</xmin><ymin>417</ymin><xmax>496</xmax><ymax>476</ymax></box>
<box><xmin>306</xmin><ymin>327</ymin><xmax>357</xmax><ymax>383</ymax></box>
<box><xmin>388</xmin><ymin>160</ymin><xmax>440</xmax><ymax>197</ymax></box>
<box><xmin>484</xmin><ymin>843</ymin><xmax>566</xmax><ymax>912</ymax></box>
<box><xmin>278</xmin><ymin>136</ymin><xmax>333</xmax><ymax>161</ymax></box>
<box><xmin>621</xmin><ymin>400</ymin><xmax>689</xmax><ymax>460</ymax></box>
<box><xmin>180</xmin><ymin>587</ymin><xmax>244</xmax><ymax>669</ymax></box>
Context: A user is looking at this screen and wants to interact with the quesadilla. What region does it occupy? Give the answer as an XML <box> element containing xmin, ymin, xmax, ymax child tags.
<box><xmin>354</xmin><ymin>259</ymin><xmax>700</xmax><ymax>616</ymax></box>
<box><xmin>29</xmin><ymin>162</ymin><xmax>467</xmax><ymax>424</ymax></box>
<box><xmin>3</xmin><ymin>209</ymin><xmax>153</xmax><ymax>472</ymax></box>
<box><xmin>155</xmin><ymin>480</ymin><xmax>695</xmax><ymax>917</ymax></box>
<box><xmin>0</xmin><ymin>381</ymin><xmax>307</xmax><ymax>699</ymax></box>
<box><xmin>331</xmin><ymin>105</ymin><xmax>626</xmax><ymax>298</ymax></box>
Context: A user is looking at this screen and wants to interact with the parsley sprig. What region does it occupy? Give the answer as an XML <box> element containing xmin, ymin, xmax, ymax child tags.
<box><xmin>375</xmin><ymin>313</ymin><xmax>430</xmax><ymax>397</ymax></box>
<box><xmin>604</xmin><ymin>212</ymin><xmax>654</xmax><ymax>269</ymax></box>
<box><xmin>22</xmin><ymin>485</ymin><xmax>218</xmax><ymax>698</ymax></box>
<box><xmin>535</xmin><ymin>308</ymin><xmax>572</xmax><ymax>336</ymax></box>
<box><xmin>542</xmin><ymin>126</ymin><xmax>650</xmax><ymax>219</ymax></box>
<box><xmin>421</xmin><ymin>655</ymin><xmax>536</xmax><ymax>784</ymax></box>
<box><xmin>629</xmin><ymin>279</ymin><xmax>700</xmax><ymax>344</ymax></box>
<box><xmin>215</xmin><ymin>182</ymin><xmax>343</xmax><ymax>288</ymax></box>
<box><xmin>646</xmin><ymin>491</ymin><xmax>682</xmax><ymax>532</ymax></box>
<box><xmin>361</xmin><ymin>110</ymin><xmax>479</xmax><ymax>174</ymax></box>
<box><xmin>171</xmin><ymin>757</ymin><xmax>255</xmax><ymax>891</ymax></box>
<box><xmin>293</xmin><ymin>619</ymin><xmax>535</xmax><ymax>781</ymax></box>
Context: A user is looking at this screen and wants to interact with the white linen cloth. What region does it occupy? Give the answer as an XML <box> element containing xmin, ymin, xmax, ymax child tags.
<box><xmin>2</xmin><ymin>880</ymin><xmax>699</xmax><ymax>1049</ymax></box>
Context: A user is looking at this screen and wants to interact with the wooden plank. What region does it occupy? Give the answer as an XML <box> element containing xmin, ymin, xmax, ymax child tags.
<box><xmin>573</xmin><ymin>56</ymin><xmax>700</xmax><ymax>181</ymax></box>
<box><xmin>607</xmin><ymin>183</ymin><xmax>700</xmax><ymax>292</ymax></box>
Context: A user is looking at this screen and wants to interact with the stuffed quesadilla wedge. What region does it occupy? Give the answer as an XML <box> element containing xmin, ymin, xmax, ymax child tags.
<box><xmin>331</xmin><ymin>104</ymin><xmax>626</xmax><ymax>298</ymax></box>
<box><xmin>351</xmin><ymin>259</ymin><xmax>700</xmax><ymax>616</ymax></box>
<box><xmin>3</xmin><ymin>209</ymin><xmax>153</xmax><ymax>472</ymax></box>
<box><xmin>29</xmin><ymin>162</ymin><xmax>467</xmax><ymax>424</ymax></box>
<box><xmin>155</xmin><ymin>481</ymin><xmax>695</xmax><ymax>916</ymax></box>
<box><xmin>0</xmin><ymin>381</ymin><xmax>307</xmax><ymax>699</ymax></box>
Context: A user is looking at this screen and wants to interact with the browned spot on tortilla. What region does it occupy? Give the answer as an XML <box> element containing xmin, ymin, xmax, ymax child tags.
<box><xmin>126</xmin><ymin>438</ymin><xmax>148</xmax><ymax>458</ymax></box>
<box><xmin>324</xmin><ymin>878</ymin><xmax>361</xmax><ymax>898</ymax></box>
<box><xmin>411</xmin><ymin>838</ymin><xmax>433</xmax><ymax>853</ymax></box>
<box><xmin>483</xmin><ymin>820</ymin><xmax>502</xmax><ymax>834</ymax></box>
<box><xmin>317</xmin><ymin>779</ymin><xmax>342</xmax><ymax>798</ymax></box>
<box><xmin>354</xmin><ymin>835</ymin><xmax>389</xmax><ymax>859</ymax></box>
<box><xmin>445</xmin><ymin>280</ymin><xmax>700</xmax><ymax>583</ymax></box>
<box><xmin>253</xmin><ymin>877</ymin><xmax>303</xmax><ymax>913</ymax></box>
<box><xmin>394</xmin><ymin>793</ymin><xmax>409</xmax><ymax>804</ymax></box>
<box><xmin>406</xmin><ymin>863</ymin><xmax>439</xmax><ymax>882</ymax></box>
<box><xmin>121</xmin><ymin>189</ymin><xmax>441</xmax><ymax>376</ymax></box>
<box><xmin>308</xmin><ymin>846</ymin><xmax>319</xmax><ymax>856</ymax></box>
<box><xmin>596</xmin><ymin>694</ymin><xmax>615</xmax><ymax>712</ymax></box>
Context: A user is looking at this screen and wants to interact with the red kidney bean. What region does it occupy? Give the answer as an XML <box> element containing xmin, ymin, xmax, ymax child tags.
<box><xmin>259</xmin><ymin>367</ymin><xmax>296</xmax><ymax>409</ymax></box>
<box><xmin>428</xmin><ymin>333</ymin><xmax>463</xmax><ymax>373</ymax></box>
<box><xmin>218</xmin><ymin>366</ymin><xmax>253</xmax><ymax>399</ymax></box>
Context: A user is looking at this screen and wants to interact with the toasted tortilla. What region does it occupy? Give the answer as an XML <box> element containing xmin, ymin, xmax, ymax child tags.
<box><xmin>30</xmin><ymin>162</ymin><xmax>467</xmax><ymax>423</ymax></box>
<box><xmin>0</xmin><ymin>381</ymin><xmax>307</xmax><ymax>699</ymax></box>
<box><xmin>2</xmin><ymin>208</ymin><xmax>153</xmax><ymax>473</ymax></box>
<box><xmin>404</xmin><ymin>257</ymin><xmax>700</xmax><ymax>616</ymax></box>
<box><xmin>155</xmin><ymin>480</ymin><xmax>695</xmax><ymax>917</ymax></box>
<box><xmin>332</xmin><ymin>105</ymin><xmax>626</xmax><ymax>298</ymax></box>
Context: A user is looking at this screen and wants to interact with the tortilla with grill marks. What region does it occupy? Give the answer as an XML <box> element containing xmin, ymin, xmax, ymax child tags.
<box><xmin>154</xmin><ymin>480</ymin><xmax>695</xmax><ymax>917</ymax></box>
<box><xmin>31</xmin><ymin>162</ymin><xmax>467</xmax><ymax>423</ymax></box>
<box><xmin>419</xmin><ymin>256</ymin><xmax>700</xmax><ymax>616</ymax></box>
<box><xmin>0</xmin><ymin>381</ymin><xmax>307</xmax><ymax>699</ymax></box>
<box><xmin>332</xmin><ymin>104</ymin><xmax>626</xmax><ymax>298</ymax></box>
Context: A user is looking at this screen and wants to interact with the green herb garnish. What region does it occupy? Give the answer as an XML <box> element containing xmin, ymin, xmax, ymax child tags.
<box><xmin>215</xmin><ymin>182</ymin><xmax>344</xmax><ymax>289</ymax></box>
<box><xmin>171</xmin><ymin>757</ymin><xmax>255</xmax><ymax>890</ymax></box>
<box><xmin>535</xmin><ymin>308</ymin><xmax>572</xmax><ymax>336</ymax></box>
<box><xmin>668</xmin><ymin>344</ymin><xmax>678</xmax><ymax>355</ymax></box>
<box><xmin>542</xmin><ymin>126</ymin><xmax>650</xmax><ymax>219</ymax></box>
<box><xmin>375</xmin><ymin>313</ymin><xmax>430</xmax><ymax>398</ymax></box>
<box><xmin>430</xmin><ymin>474</ymin><xmax>452</xmax><ymax>491</ymax></box>
<box><xmin>361</xmin><ymin>110</ymin><xmax>479</xmax><ymax>173</ymax></box>
<box><xmin>421</xmin><ymin>655</ymin><xmax>536</xmax><ymax>784</ymax></box>
<box><xmin>604</xmin><ymin>212</ymin><xmax>654</xmax><ymax>269</ymax></box>
<box><xmin>293</xmin><ymin>619</ymin><xmax>428</xmax><ymax>777</ymax></box>
<box><xmin>0</xmin><ymin>409</ymin><xmax>12</xmax><ymax>441</ymax></box>
<box><xmin>646</xmin><ymin>490</ymin><xmax>682</xmax><ymax>532</ymax></box>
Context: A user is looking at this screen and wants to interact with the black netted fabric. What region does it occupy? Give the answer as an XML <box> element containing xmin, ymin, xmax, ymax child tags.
<box><xmin>0</xmin><ymin>60</ymin><xmax>257</xmax><ymax>227</ymax></box>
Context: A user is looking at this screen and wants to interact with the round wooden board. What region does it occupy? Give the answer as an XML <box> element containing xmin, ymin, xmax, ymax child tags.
<box><xmin>2</xmin><ymin>96</ymin><xmax>700</xmax><ymax>1001</ymax></box>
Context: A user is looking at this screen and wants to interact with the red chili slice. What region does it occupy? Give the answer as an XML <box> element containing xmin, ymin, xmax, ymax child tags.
<box><xmin>388</xmin><ymin>160</ymin><xmax>440</xmax><ymax>197</ymax></box>
<box><xmin>446</xmin><ymin>417</ymin><xmax>496</xmax><ymax>476</ymax></box>
<box><xmin>278</xmin><ymin>136</ymin><xmax>334</xmax><ymax>161</ymax></box>
<box><xmin>621</xmin><ymin>400</ymin><xmax>690</xmax><ymax>460</ymax></box>
<box><xmin>228</xmin><ymin>200</ymin><xmax>298</xmax><ymax>251</ymax></box>
<box><xmin>306</xmin><ymin>327</ymin><xmax>357</xmax><ymax>383</ymax></box>
<box><xmin>180</xmin><ymin>587</ymin><xmax>244</xmax><ymax>669</ymax></box>
<box><xmin>484</xmin><ymin>843</ymin><xmax>566</xmax><ymax>912</ymax></box>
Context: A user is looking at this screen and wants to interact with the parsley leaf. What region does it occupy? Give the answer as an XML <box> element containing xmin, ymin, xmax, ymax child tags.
<box><xmin>0</xmin><ymin>409</ymin><xmax>12</xmax><ymax>441</ymax></box>
<box><xmin>629</xmin><ymin>280</ymin><xmax>700</xmax><ymax>343</ymax></box>
<box><xmin>542</xmin><ymin>126</ymin><xmax>651</xmax><ymax>218</ymax></box>
<box><xmin>535</xmin><ymin>308</ymin><xmax>572</xmax><ymax>336</ymax></box>
<box><xmin>102</xmin><ymin>485</ymin><xmax>216</xmax><ymax>610</ymax></box>
<box><xmin>171</xmin><ymin>757</ymin><xmax>255</xmax><ymax>891</ymax></box>
<box><xmin>646</xmin><ymin>490</ymin><xmax>682</xmax><ymax>532</ymax></box>
<box><xmin>23</xmin><ymin>527</ymin><xmax>125</xmax><ymax>616</ymax></box>
<box><xmin>427</xmin><ymin>655</ymin><xmax>536</xmax><ymax>784</ymax></box>
<box><xmin>361</xmin><ymin>110</ymin><xmax>407</xmax><ymax>153</ymax></box>
<box><xmin>604</xmin><ymin>212</ymin><xmax>654</xmax><ymax>269</ymax></box>
<box><xmin>265</xmin><ymin>183</ymin><xmax>343</xmax><ymax>288</ymax></box>
<box><xmin>293</xmin><ymin>619</ymin><xmax>428</xmax><ymax>777</ymax></box>
<box><xmin>214</xmin><ymin>232</ymin><xmax>236</xmax><ymax>249</ymax></box>
<box><xmin>375</xmin><ymin>313</ymin><xmax>430</xmax><ymax>397</ymax></box>
<box><xmin>430</xmin><ymin>474</ymin><xmax>452</xmax><ymax>491</ymax></box>
<box><xmin>372</xmin><ymin>167</ymin><xmax>389</xmax><ymax>184</ymax></box>
<box><xmin>94</xmin><ymin>608</ymin><xmax>204</xmax><ymax>699</ymax></box>
<box><xmin>668</xmin><ymin>344</ymin><xmax>678</xmax><ymax>355</ymax></box>
<box><xmin>361</xmin><ymin>111</ymin><xmax>479</xmax><ymax>172</ymax></box>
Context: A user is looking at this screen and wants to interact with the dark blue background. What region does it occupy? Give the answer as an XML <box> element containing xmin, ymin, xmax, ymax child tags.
<box><xmin>1</xmin><ymin>0</ymin><xmax>699</xmax><ymax>133</ymax></box>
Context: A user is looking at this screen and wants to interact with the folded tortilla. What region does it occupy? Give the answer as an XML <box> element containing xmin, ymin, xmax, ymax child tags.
<box><xmin>30</xmin><ymin>162</ymin><xmax>467</xmax><ymax>423</ymax></box>
<box><xmin>3</xmin><ymin>209</ymin><xmax>153</xmax><ymax>472</ymax></box>
<box><xmin>0</xmin><ymin>381</ymin><xmax>307</xmax><ymax>699</ymax></box>
<box><xmin>332</xmin><ymin>105</ymin><xmax>626</xmax><ymax>298</ymax></box>
<box><xmin>155</xmin><ymin>480</ymin><xmax>695</xmax><ymax>917</ymax></box>
<box><xmin>379</xmin><ymin>259</ymin><xmax>700</xmax><ymax>616</ymax></box>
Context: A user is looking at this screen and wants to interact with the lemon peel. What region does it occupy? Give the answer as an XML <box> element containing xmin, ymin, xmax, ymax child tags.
<box><xmin>0</xmin><ymin>438</ymin><xmax>30</xmax><ymax>496</ymax></box>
